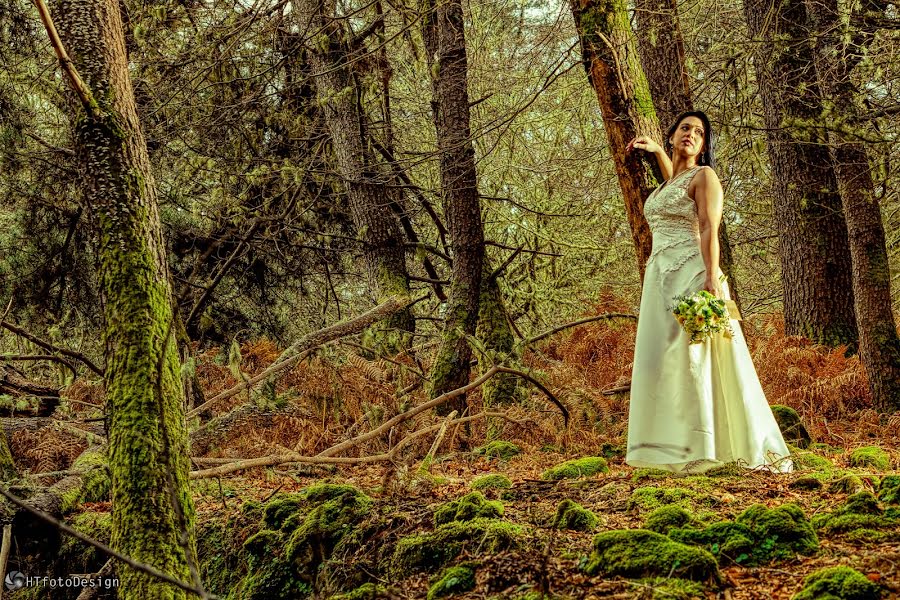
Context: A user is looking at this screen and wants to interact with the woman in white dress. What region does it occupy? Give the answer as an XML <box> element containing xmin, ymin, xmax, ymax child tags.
<box><xmin>624</xmin><ymin>111</ymin><xmax>792</xmax><ymax>474</ymax></box>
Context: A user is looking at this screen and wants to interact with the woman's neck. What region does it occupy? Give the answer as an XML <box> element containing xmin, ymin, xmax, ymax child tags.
<box><xmin>670</xmin><ymin>155</ymin><xmax>699</xmax><ymax>178</ymax></box>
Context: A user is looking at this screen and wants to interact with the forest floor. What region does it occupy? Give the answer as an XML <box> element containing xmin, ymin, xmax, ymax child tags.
<box><xmin>9</xmin><ymin>300</ymin><xmax>900</xmax><ymax>600</ymax></box>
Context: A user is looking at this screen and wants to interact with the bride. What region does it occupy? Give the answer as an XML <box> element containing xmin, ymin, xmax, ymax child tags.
<box><xmin>624</xmin><ymin>111</ymin><xmax>792</xmax><ymax>474</ymax></box>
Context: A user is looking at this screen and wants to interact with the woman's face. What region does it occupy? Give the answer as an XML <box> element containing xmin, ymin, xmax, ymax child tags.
<box><xmin>670</xmin><ymin>116</ymin><xmax>706</xmax><ymax>158</ymax></box>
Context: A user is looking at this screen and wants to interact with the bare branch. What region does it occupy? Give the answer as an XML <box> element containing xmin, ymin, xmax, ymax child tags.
<box><xmin>525</xmin><ymin>313</ymin><xmax>638</xmax><ymax>346</ymax></box>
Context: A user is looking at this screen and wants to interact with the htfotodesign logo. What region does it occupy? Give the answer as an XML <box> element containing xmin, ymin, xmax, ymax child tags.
<box><xmin>4</xmin><ymin>571</ymin><xmax>25</xmax><ymax>591</ymax></box>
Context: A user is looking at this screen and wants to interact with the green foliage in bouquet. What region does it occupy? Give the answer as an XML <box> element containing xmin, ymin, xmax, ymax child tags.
<box><xmin>670</xmin><ymin>291</ymin><xmax>735</xmax><ymax>344</ymax></box>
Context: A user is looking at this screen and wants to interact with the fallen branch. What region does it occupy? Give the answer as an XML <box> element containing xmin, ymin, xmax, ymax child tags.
<box><xmin>524</xmin><ymin>313</ymin><xmax>637</xmax><ymax>346</ymax></box>
<box><xmin>0</xmin><ymin>320</ymin><xmax>103</xmax><ymax>376</ymax></box>
<box><xmin>189</xmin><ymin>410</ymin><xmax>520</xmax><ymax>479</ymax></box>
<box><xmin>187</xmin><ymin>296</ymin><xmax>414</xmax><ymax>417</ymax></box>
<box><xmin>495</xmin><ymin>366</ymin><xmax>569</xmax><ymax>426</ymax></box>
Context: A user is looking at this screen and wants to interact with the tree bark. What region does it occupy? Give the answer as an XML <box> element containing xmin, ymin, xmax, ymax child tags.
<box><xmin>633</xmin><ymin>0</ymin><xmax>743</xmax><ymax>312</ymax></box>
<box><xmin>805</xmin><ymin>0</ymin><xmax>900</xmax><ymax>410</ymax></box>
<box><xmin>743</xmin><ymin>0</ymin><xmax>858</xmax><ymax>348</ymax></box>
<box><xmin>49</xmin><ymin>0</ymin><xmax>197</xmax><ymax>596</ymax></box>
<box><xmin>569</xmin><ymin>0</ymin><xmax>663</xmax><ymax>281</ymax></box>
<box><xmin>421</xmin><ymin>0</ymin><xmax>486</xmax><ymax>413</ymax></box>
<box><xmin>294</xmin><ymin>0</ymin><xmax>414</xmax><ymax>354</ymax></box>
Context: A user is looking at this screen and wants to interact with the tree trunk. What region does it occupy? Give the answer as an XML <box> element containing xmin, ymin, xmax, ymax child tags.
<box><xmin>743</xmin><ymin>0</ymin><xmax>858</xmax><ymax>348</ymax></box>
<box><xmin>805</xmin><ymin>0</ymin><xmax>900</xmax><ymax>410</ymax></box>
<box><xmin>294</xmin><ymin>0</ymin><xmax>414</xmax><ymax>354</ymax></box>
<box><xmin>421</xmin><ymin>0</ymin><xmax>485</xmax><ymax>412</ymax></box>
<box><xmin>569</xmin><ymin>0</ymin><xmax>662</xmax><ymax>281</ymax></box>
<box><xmin>633</xmin><ymin>0</ymin><xmax>743</xmax><ymax>313</ymax></box>
<box><xmin>50</xmin><ymin>1</ymin><xmax>197</xmax><ymax>596</ymax></box>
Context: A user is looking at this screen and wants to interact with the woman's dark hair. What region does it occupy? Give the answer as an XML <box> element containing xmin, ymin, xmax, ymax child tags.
<box><xmin>665</xmin><ymin>110</ymin><xmax>716</xmax><ymax>169</ymax></box>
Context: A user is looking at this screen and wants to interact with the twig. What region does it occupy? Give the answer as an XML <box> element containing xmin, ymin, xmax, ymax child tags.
<box><xmin>187</xmin><ymin>296</ymin><xmax>413</xmax><ymax>417</ymax></box>
<box><xmin>417</xmin><ymin>410</ymin><xmax>456</xmax><ymax>475</ymax></box>
<box><xmin>0</xmin><ymin>525</ymin><xmax>11</xmax><ymax>600</ymax></box>
<box><xmin>0</xmin><ymin>486</ymin><xmax>216</xmax><ymax>598</ymax></box>
<box><xmin>74</xmin><ymin>560</ymin><xmax>113</xmax><ymax>600</ymax></box>
<box><xmin>525</xmin><ymin>313</ymin><xmax>637</xmax><ymax>346</ymax></box>
<box><xmin>1</xmin><ymin>354</ymin><xmax>78</xmax><ymax>376</ymax></box>
<box><xmin>495</xmin><ymin>366</ymin><xmax>569</xmax><ymax>426</ymax></box>
<box><xmin>0</xmin><ymin>320</ymin><xmax>103</xmax><ymax>375</ymax></box>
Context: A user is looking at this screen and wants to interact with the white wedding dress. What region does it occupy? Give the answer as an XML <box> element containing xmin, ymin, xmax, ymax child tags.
<box><xmin>626</xmin><ymin>165</ymin><xmax>793</xmax><ymax>474</ymax></box>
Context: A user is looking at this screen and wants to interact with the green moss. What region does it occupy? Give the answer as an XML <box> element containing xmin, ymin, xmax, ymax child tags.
<box><xmin>474</xmin><ymin>441</ymin><xmax>521</xmax><ymax>460</ymax></box>
<box><xmin>790</xmin><ymin>476</ymin><xmax>824</xmax><ymax>491</ymax></box>
<box><xmin>583</xmin><ymin>529</ymin><xmax>719</xmax><ymax>582</ymax></box>
<box><xmin>60</xmin><ymin>511</ymin><xmax>111</xmax><ymax>574</ymax></box>
<box><xmin>541</xmin><ymin>456</ymin><xmax>608</xmax><ymax>481</ymax></box>
<box><xmin>631</xmin><ymin>577</ymin><xmax>708</xmax><ymax>600</ymax></box>
<box><xmin>628</xmin><ymin>486</ymin><xmax>696</xmax><ymax>510</ymax></box>
<box><xmin>828</xmin><ymin>473</ymin><xmax>865</xmax><ymax>494</ymax></box>
<box><xmin>60</xmin><ymin>447</ymin><xmax>111</xmax><ymax>512</ymax></box>
<box><xmin>791</xmin><ymin>566</ymin><xmax>881</xmax><ymax>600</ymax></box>
<box><xmin>550</xmin><ymin>499</ymin><xmax>600</xmax><ymax>531</ymax></box>
<box><xmin>877</xmin><ymin>475</ymin><xmax>900</xmax><ymax>504</ymax></box>
<box><xmin>0</xmin><ymin>428</ymin><xmax>17</xmax><ymax>480</ymax></box>
<box><xmin>471</xmin><ymin>474</ymin><xmax>512</xmax><ymax>491</ymax></box>
<box><xmin>427</xmin><ymin>565</ymin><xmax>476</xmax><ymax>599</ymax></box>
<box><xmin>391</xmin><ymin>518</ymin><xmax>525</xmax><ymax>576</ymax></box>
<box><xmin>632</xmin><ymin>468</ymin><xmax>671</xmax><ymax>483</ymax></box>
<box><xmin>812</xmin><ymin>491</ymin><xmax>900</xmax><ymax>537</ymax></box>
<box><xmin>242</xmin><ymin>530</ymin><xmax>281</xmax><ymax>568</ymax></box>
<box><xmin>329</xmin><ymin>583</ymin><xmax>389</xmax><ymax>599</ymax></box>
<box><xmin>644</xmin><ymin>505</ymin><xmax>696</xmax><ymax>534</ymax></box>
<box><xmin>704</xmin><ymin>462</ymin><xmax>746</xmax><ymax>477</ymax></box>
<box><xmin>771</xmin><ymin>405</ymin><xmax>812</xmax><ymax>448</ymax></box>
<box><xmin>262</xmin><ymin>493</ymin><xmax>306</xmax><ymax>529</ymax></box>
<box><xmin>434</xmin><ymin>491</ymin><xmax>503</xmax><ymax>525</ymax></box>
<box><xmin>670</xmin><ymin>503</ymin><xmax>818</xmax><ymax>565</ymax></box>
<box><xmin>849</xmin><ymin>447</ymin><xmax>891</xmax><ymax>470</ymax></box>
<box><xmin>790</xmin><ymin>446</ymin><xmax>834</xmax><ymax>471</ymax></box>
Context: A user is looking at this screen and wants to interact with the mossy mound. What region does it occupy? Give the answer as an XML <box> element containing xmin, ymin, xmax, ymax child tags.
<box><xmin>790</xmin><ymin>476</ymin><xmax>824</xmax><ymax>490</ymax></box>
<box><xmin>849</xmin><ymin>447</ymin><xmax>890</xmax><ymax>471</ymax></box>
<box><xmin>391</xmin><ymin>518</ymin><xmax>524</xmax><ymax>576</ymax></box>
<box><xmin>550</xmin><ymin>499</ymin><xmax>600</xmax><ymax>531</ymax></box>
<box><xmin>669</xmin><ymin>503</ymin><xmax>818</xmax><ymax>565</ymax></box>
<box><xmin>828</xmin><ymin>474</ymin><xmax>865</xmax><ymax>495</ymax></box>
<box><xmin>644</xmin><ymin>505</ymin><xmax>696</xmax><ymax>534</ymax></box>
<box><xmin>472</xmin><ymin>474</ymin><xmax>512</xmax><ymax>491</ymax></box>
<box><xmin>427</xmin><ymin>566</ymin><xmax>476</xmax><ymax>600</ymax></box>
<box><xmin>812</xmin><ymin>491</ymin><xmax>900</xmax><ymax>538</ymax></box>
<box><xmin>631</xmin><ymin>578</ymin><xmax>708</xmax><ymax>600</ymax></box>
<box><xmin>628</xmin><ymin>486</ymin><xmax>697</xmax><ymax>511</ymax></box>
<box><xmin>262</xmin><ymin>492</ymin><xmax>306</xmax><ymax>529</ymax></box>
<box><xmin>59</xmin><ymin>511</ymin><xmax>111</xmax><ymax>574</ymax></box>
<box><xmin>328</xmin><ymin>583</ymin><xmax>390</xmax><ymax>599</ymax></box>
<box><xmin>541</xmin><ymin>456</ymin><xmax>608</xmax><ymax>481</ymax></box>
<box><xmin>434</xmin><ymin>492</ymin><xmax>503</xmax><ymax>525</ymax></box>
<box><xmin>474</xmin><ymin>441</ymin><xmax>521</xmax><ymax>460</ymax></box>
<box><xmin>877</xmin><ymin>475</ymin><xmax>900</xmax><ymax>505</ymax></box>
<box><xmin>632</xmin><ymin>468</ymin><xmax>671</xmax><ymax>483</ymax></box>
<box><xmin>791</xmin><ymin>566</ymin><xmax>881</xmax><ymax>600</ymax></box>
<box><xmin>771</xmin><ymin>405</ymin><xmax>811</xmax><ymax>448</ymax></box>
<box><xmin>790</xmin><ymin>446</ymin><xmax>834</xmax><ymax>472</ymax></box>
<box><xmin>583</xmin><ymin>529</ymin><xmax>719</xmax><ymax>583</ymax></box>
<box><xmin>703</xmin><ymin>462</ymin><xmax>746</xmax><ymax>477</ymax></box>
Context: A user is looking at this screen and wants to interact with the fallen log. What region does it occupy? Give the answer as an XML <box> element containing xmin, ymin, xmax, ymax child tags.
<box><xmin>0</xmin><ymin>370</ymin><xmax>60</xmax><ymax>417</ymax></box>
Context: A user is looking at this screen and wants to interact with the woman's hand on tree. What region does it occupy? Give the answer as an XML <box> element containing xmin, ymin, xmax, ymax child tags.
<box><xmin>626</xmin><ymin>136</ymin><xmax>662</xmax><ymax>154</ymax></box>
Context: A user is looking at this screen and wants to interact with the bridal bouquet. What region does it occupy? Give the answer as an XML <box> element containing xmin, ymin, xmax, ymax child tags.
<box><xmin>670</xmin><ymin>290</ymin><xmax>735</xmax><ymax>344</ymax></box>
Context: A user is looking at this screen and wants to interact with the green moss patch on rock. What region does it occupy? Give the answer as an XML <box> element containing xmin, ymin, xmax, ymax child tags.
<box><xmin>391</xmin><ymin>518</ymin><xmax>525</xmax><ymax>576</ymax></box>
<box><xmin>790</xmin><ymin>476</ymin><xmax>824</xmax><ymax>491</ymax></box>
<box><xmin>550</xmin><ymin>499</ymin><xmax>599</xmax><ymax>531</ymax></box>
<box><xmin>848</xmin><ymin>447</ymin><xmax>890</xmax><ymax>471</ymax></box>
<box><xmin>790</xmin><ymin>445</ymin><xmax>834</xmax><ymax>472</ymax></box>
<box><xmin>262</xmin><ymin>492</ymin><xmax>306</xmax><ymax>529</ymax></box>
<box><xmin>474</xmin><ymin>441</ymin><xmax>521</xmax><ymax>460</ymax></box>
<box><xmin>434</xmin><ymin>491</ymin><xmax>503</xmax><ymax>525</ymax></box>
<box><xmin>644</xmin><ymin>505</ymin><xmax>697</xmax><ymax>534</ymax></box>
<box><xmin>828</xmin><ymin>473</ymin><xmax>865</xmax><ymax>495</ymax></box>
<box><xmin>427</xmin><ymin>565</ymin><xmax>476</xmax><ymax>600</ymax></box>
<box><xmin>791</xmin><ymin>566</ymin><xmax>881</xmax><ymax>600</ymax></box>
<box><xmin>669</xmin><ymin>503</ymin><xmax>818</xmax><ymax>566</ymax></box>
<box><xmin>472</xmin><ymin>474</ymin><xmax>512</xmax><ymax>491</ymax></box>
<box><xmin>59</xmin><ymin>511</ymin><xmax>111</xmax><ymax>574</ymax></box>
<box><xmin>628</xmin><ymin>486</ymin><xmax>697</xmax><ymax>511</ymax></box>
<box><xmin>631</xmin><ymin>577</ymin><xmax>708</xmax><ymax>600</ymax></box>
<box><xmin>583</xmin><ymin>529</ymin><xmax>719</xmax><ymax>583</ymax></box>
<box><xmin>541</xmin><ymin>456</ymin><xmax>608</xmax><ymax>481</ymax></box>
<box><xmin>812</xmin><ymin>491</ymin><xmax>900</xmax><ymax>539</ymax></box>
<box><xmin>877</xmin><ymin>475</ymin><xmax>900</xmax><ymax>505</ymax></box>
<box><xmin>329</xmin><ymin>583</ymin><xmax>390</xmax><ymax>599</ymax></box>
<box><xmin>771</xmin><ymin>405</ymin><xmax>812</xmax><ymax>448</ymax></box>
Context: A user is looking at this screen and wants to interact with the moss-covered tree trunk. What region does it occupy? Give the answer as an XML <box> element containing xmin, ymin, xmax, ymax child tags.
<box><xmin>421</xmin><ymin>0</ymin><xmax>485</xmax><ymax>412</ymax></box>
<box><xmin>569</xmin><ymin>0</ymin><xmax>662</xmax><ymax>282</ymax></box>
<box><xmin>633</xmin><ymin>0</ymin><xmax>743</xmax><ymax>313</ymax></box>
<box><xmin>294</xmin><ymin>0</ymin><xmax>414</xmax><ymax>354</ymax></box>
<box><xmin>0</xmin><ymin>428</ymin><xmax>16</xmax><ymax>480</ymax></box>
<box><xmin>805</xmin><ymin>0</ymin><xmax>900</xmax><ymax>410</ymax></box>
<box><xmin>743</xmin><ymin>0</ymin><xmax>858</xmax><ymax>348</ymax></box>
<box><xmin>51</xmin><ymin>0</ymin><xmax>197</xmax><ymax>597</ymax></box>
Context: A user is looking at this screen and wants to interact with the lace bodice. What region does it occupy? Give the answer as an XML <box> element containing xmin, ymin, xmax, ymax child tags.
<box><xmin>644</xmin><ymin>166</ymin><xmax>703</xmax><ymax>274</ymax></box>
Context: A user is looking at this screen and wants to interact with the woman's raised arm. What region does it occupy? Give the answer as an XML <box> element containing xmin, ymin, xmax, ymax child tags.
<box><xmin>626</xmin><ymin>136</ymin><xmax>673</xmax><ymax>181</ymax></box>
